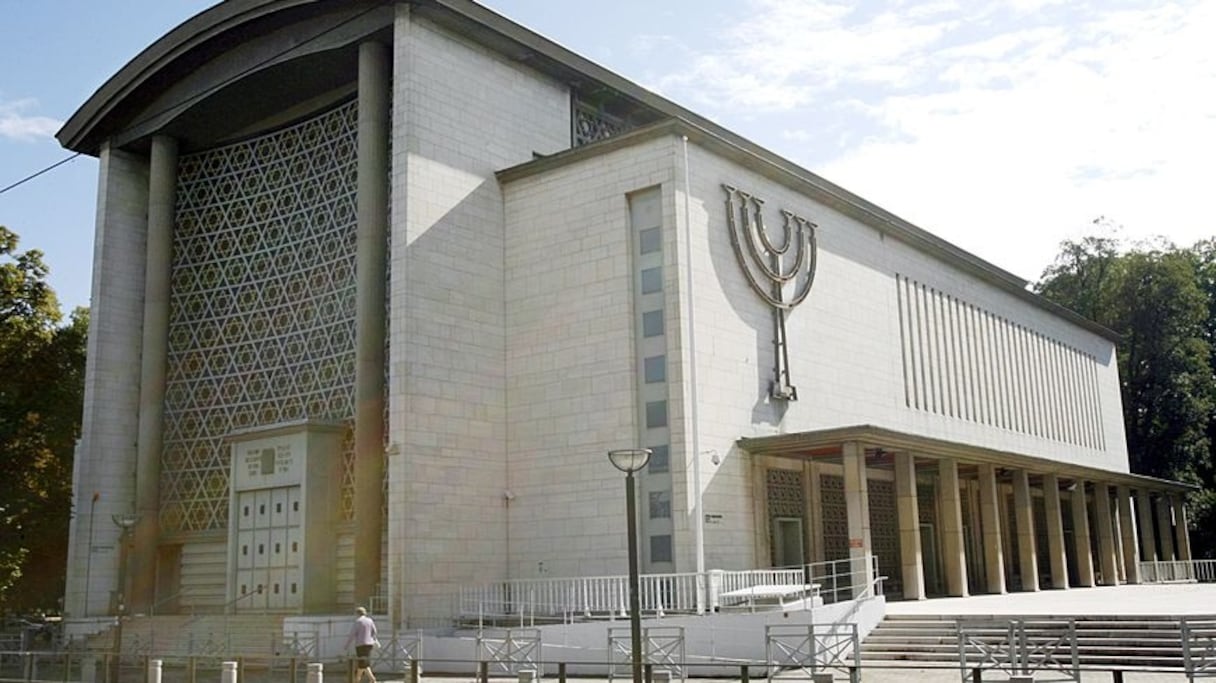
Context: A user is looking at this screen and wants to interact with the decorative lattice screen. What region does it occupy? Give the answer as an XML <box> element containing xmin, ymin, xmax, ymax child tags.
<box><xmin>162</xmin><ymin>101</ymin><xmax>359</xmax><ymax>532</ymax></box>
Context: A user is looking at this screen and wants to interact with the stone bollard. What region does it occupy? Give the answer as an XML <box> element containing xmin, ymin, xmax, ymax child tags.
<box><xmin>307</xmin><ymin>663</ymin><xmax>324</xmax><ymax>683</ymax></box>
<box><xmin>148</xmin><ymin>659</ymin><xmax>163</xmax><ymax>683</ymax></box>
<box><xmin>1008</xmin><ymin>676</ymin><xmax>1035</xmax><ymax>683</ymax></box>
<box><xmin>518</xmin><ymin>668</ymin><xmax>537</xmax><ymax>683</ymax></box>
<box><xmin>652</xmin><ymin>670</ymin><xmax>672</xmax><ymax>683</ymax></box>
<box><xmin>221</xmin><ymin>661</ymin><xmax>238</xmax><ymax>683</ymax></box>
<box><xmin>810</xmin><ymin>673</ymin><xmax>833</xmax><ymax>683</ymax></box>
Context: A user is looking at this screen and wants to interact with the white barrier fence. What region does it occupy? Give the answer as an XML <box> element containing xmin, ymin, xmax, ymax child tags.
<box><xmin>457</xmin><ymin>556</ymin><xmax>878</xmax><ymax>623</ymax></box>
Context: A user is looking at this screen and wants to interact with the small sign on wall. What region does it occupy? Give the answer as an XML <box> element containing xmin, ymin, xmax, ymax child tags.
<box><xmin>848</xmin><ymin>538</ymin><xmax>864</xmax><ymax>549</ymax></box>
<box><xmin>704</xmin><ymin>513</ymin><xmax>723</xmax><ymax>525</ymax></box>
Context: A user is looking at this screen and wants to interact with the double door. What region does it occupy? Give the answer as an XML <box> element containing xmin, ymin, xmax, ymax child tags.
<box><xmin>234</xmin><ymin>486</ymin><xmax>302</xmax><ymax>611</ymax></box>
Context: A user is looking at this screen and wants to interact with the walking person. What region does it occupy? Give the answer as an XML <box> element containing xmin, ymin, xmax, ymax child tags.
<box><xmin>344</xmin><ymin>606</ymin><xmax>378</xmax><ymax>683</ymax></box>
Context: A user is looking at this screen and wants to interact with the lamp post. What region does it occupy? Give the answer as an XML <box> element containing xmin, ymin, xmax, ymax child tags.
<box><xmin>110</xmin><ymin>513</ymin><xmax>139</xmax><ymax>683</ymax></box>
<box><xmin>608</xmin><ymin>448</ymin><xmax>651</xmax><ymax>683</ymax></box>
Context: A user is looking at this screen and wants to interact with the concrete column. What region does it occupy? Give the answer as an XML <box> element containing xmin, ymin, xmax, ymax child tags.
<box><xmin>1117</xmin><ymin>486</ymin><xmax>1140</xmax><ymax>584</ymax></box>
<box><xmin>1156</xmin><ymin>495</ymin><xmax>1176</xmax><ymax>561</ymax></box>
<box><xmin>1172</xmin><ymin>496</ymin><xmax>1192</xmax><ymax>562</ymax></box>
<box><xmin>1071</xmin><ymin>482</ymin><xmax>1095</xmax><ymax>587</ymax></box>
<box><xmin>63</xmin><ymin>142</ymin><xmax>149</xmax><ymax>618</ymax></box>
<box><xmin>127</xmin><ymin>135</ymin><xmax>177</xmax><ymax>614</ymax></box>
<box><xmin>1137</xmin><ymin>489</ymin><xmax>1158</xmax><ymax>563</ymax></box>
<box><xmin>802</xmin><ymin>461</ymin><xmax>817</xmax><ymax>567</ymax></box>
<box><xmin>1093</xmin><ymin>483</ymin><xmax>1119</xmax><ymax>585</ymax></box>
<box><xmin>353</xmin><ymin>40</ymin><xmax>391</xmax><ymax>606</ymax></box>
<box><xmin>939</xmin><ymin>459</ymin><xmax>968</xmax><ymax>597</ymax></box>
<box><xmin>1042</xmin><ymin>474</ymin><xmax>1068</xmax><ymax>589</ymax></box>
<box><xmin>894</xmin><ymin>452</ymin><xmax>925</xmax><ymax>600</ymax></box>
<box><xmin>842</xmin><ymin>442</ymin><xmax>874</xmax><ymax>596</ymax></box>
<box><xmin>977</xmin><ymin>464</ymin><xmax>1005</xmax><ymax>594</ymax></box>
<box><xmin>1012</xmin><ymin>470</ymin><xmax>1039</xmax><ymax>591</ymax></box>
<box><xmin>809</xmin><ymin>462</ymin><xmax>825</xmax><ymax>564</ymax></box>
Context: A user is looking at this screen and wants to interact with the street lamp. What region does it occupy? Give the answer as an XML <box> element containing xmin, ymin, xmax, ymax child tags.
<box><xmin>608</xmin><ymin>448</ymin><xmax>651</xmax><ymax>683</ymax></box>
<box><xmin>111</xmin><ymin>513</ymin><xmax>139</xmax><ymax>683</ymax></box>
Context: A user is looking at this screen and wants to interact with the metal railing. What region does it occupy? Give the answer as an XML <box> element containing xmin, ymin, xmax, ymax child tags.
<box><xmin>1141</xmin><ymin>559</ymin><xmax>1216</xmax><ymax>583</ymax></box>
<box><xmin>956</xmin><ymin>618</ymin><xmax>1079</xmax><ymax>683</ymax></box>
<box><xmin>458</xmin><ymin>556</ymin><xmax>883</xmax><ymax>623</ymax></box>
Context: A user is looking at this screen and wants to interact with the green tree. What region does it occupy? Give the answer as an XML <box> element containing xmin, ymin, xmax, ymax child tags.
<box><xmin>0</xmin><ymin>226</ymin><xmax>86</xmax><ymax>612</ymax></box>
<box><xmin>1037</xmin><ymin>233</ymin><xmax>1216</xmax><ymax>556</ymax></box>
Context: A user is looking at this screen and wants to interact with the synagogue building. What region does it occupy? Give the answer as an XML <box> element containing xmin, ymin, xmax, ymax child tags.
<box><xmin>58</xmin><ymin>0</ymin><xmax>1193</xmax><ymax>630</ymax></box>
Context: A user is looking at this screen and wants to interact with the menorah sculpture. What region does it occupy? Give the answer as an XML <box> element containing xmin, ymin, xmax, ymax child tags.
<box><xmin>723</xmin><ymin>184</ymin><xmax>818</xmax><ymax>401</ymax></box>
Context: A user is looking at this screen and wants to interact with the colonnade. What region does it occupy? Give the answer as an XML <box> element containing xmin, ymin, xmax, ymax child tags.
<box><xmin>833</xmin><ymin>444</ymin><xmax>1193</xmax><ymax>600</ymax></box>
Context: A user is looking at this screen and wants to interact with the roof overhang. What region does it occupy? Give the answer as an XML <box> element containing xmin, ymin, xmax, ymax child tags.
<box><xmin>739</xmin><ymin>424</ymin><xmax>1195</xmax><ymax>493</ymax></box>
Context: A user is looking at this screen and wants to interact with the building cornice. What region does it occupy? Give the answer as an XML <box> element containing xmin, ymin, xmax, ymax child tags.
<box><xmin>738</xmin><ymin>424</ymin><xmax>1195</xmax><ymax>493</ymax></box>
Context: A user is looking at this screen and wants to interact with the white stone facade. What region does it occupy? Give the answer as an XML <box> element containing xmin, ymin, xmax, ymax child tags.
<box><xmin>58</xmin><ymin>0</ymin><xmax>1185</xmax><ymax>631</ymax></box>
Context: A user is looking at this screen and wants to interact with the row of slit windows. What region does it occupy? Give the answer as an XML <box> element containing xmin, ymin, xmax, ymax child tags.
<box><xmin>243</xmin><ymin>500</ymin><xmax>299</xmax><ymax>516</ymax></box>
<box><xmin>241</xmin><ymin>541</ymin><xmax>299</xmax><ymax>556</ymax></box>
<box><xmin>896</xmin><ymin>274</ymin><xmax>1105</xmax><ymax>448</ymax></box>
<box><xmin>633</xmin><ymin>192</ymin><xmax>671</xmax><ymax>567</ymax></box>
<box><xmin>239</xmin><ymin>582</ymin><xmax>297</xmax><ymax>595</ymax></box>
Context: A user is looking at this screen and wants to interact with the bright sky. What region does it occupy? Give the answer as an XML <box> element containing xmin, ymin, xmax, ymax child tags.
<box><xmin>2</xmin><ymin>0</ymin><xmax>1213</xmax><ymax>311</ymax></box>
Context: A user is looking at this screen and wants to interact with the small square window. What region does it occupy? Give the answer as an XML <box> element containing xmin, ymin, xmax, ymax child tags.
<box><xmin>650</xmin><ymin>535</ymin><xmax>673</xmax><ymax>563</ymax></box>
<box><xmin>648</xmin><ymin>445</ymin><xmax>670</xmax><ymax>473</ymax></box>
<box><xmin>639</xmin><ymin>227</ymin><xmax>661</xmax><ymax>254</ymax></box>
<box><xmin>649</xmin><ymin>491</ymin><xmax>671</xmax><ymax>519</ymax></box>
<box><xmin>645</xmin><ymin>401</ymin><xmax>667</xmax><ymax>429</ymax></box>
<box><xmin>641</xmin><ymin>267</ymin><xmax>662</xmax><ymax>294</ymax></box>
<box><xmin>644</xmin><ymin>355</ymin><xmax>666</xmax><ymax>383</ymax></box>
<box><xmin>642</xmin><ymin>310</ymin><xmax>664</xmax><ymax>337</ymax></box>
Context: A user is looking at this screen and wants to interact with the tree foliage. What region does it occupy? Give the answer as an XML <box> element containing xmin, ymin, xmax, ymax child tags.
<box><xmin>0</xmin><ymin>226</ymin><xmax>86</xmax><ymax>612</ymax></box>
<box><xmin>1036</xmin><ymin>229</ymin><xmax>1216</xmax><ymax>556</ymax></box>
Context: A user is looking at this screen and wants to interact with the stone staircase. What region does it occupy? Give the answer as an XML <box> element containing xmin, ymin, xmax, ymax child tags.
<box><xmin>86</xmin><ymin>614</ymin><xmax>292</xmax><ymax>659</ymax></box>
<box><xmin>861</xmin><ymin>613</ymin><xmax>1195</xmax><ymax>671</ymax></box>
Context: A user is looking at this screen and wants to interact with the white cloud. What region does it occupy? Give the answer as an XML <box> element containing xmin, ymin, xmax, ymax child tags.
<box><xmin>813</xmin><ymin>0</ymin><xmax>1216</xmax><ymax>279</ymax></box>
<box><xmin>0</xmin><ymin>99</ymin><xmax>62</xmax><ymax>142</ymax></box>
<box><xmin>644</xmin><ymin>0</ymin><xmax>1216</xmax><ymax>281</ymax></box>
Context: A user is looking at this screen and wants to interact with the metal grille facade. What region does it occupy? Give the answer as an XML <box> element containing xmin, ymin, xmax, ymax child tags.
<box><xmin>868</xmin><ymin>479</ymin><xmax>900</xmax><ymax>596</ymax></box>
<box><xmin>162</xmin><ymin>101</ymin><xmax>360</xmax><ymax>532</ymax></box>
<box><xmin>820</xmin><ymin>474</ymin><xmax>848</xmax><ymax>561</ymax></box>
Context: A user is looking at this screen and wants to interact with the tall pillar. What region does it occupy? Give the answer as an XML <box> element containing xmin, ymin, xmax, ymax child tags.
<box><xmin>1172</xmin><ymin>496</ymin><xmax>1192</xmax><ymax>562</ymax></box>
<box><xmin>63</xmin><ymin>142</ymin><xmax>149</xmax><ymax>618</ymax></box>
<box><xmin>1071</xmin><ymin>482</ymin><xmax>1095</xmax><ymax>587</ymax></box>
<box><xmin>129</xmin><ymin>135</ymin><xmax>178</xmax><ymax>614</ymax></box>
<box><xmin>1156</xmin><ymin>495</ymin><xmax>1176</xmax><ymax>561</ymax></box>
<box><xmin>1013</xmin><ymin>470</ymin><xmax>1039</xmax><ymax>591</ymax></box>
<box><xmin>1137</xmin><ymin>489</ymin><xmax>1158</xmax><ymax>563</ymax></box>
<box><xmin>1042</xmin><ymin>474</ymin><xmax>1068</xmax><ymax>589</ymax></box>
<box><xmin>939</xmin><ymin>459</ymin><xmax>968</xmax><ymax>597</ymax></box>
<box><xmin>809</xmin><ymin>462</ymin><xmax>825</xmax><ymax>564</ymax></box>
<box><xmin>842</xmin><ymin>442</ymin><xmax>874</xmax><ymax>596</ymax></box>
<box><xmin>977</xmin><ymin>464</ymin><xmax>1005</xmax><ymax>594</ymax></box>
<box><xmin>1093</xmin><ymin>483</ymin><xmax>1119</xmax><ymax>585</ymax></box>
<box><xmin>1117</xmin><ymin>486</ymin><xmax>1140</xmax><ymax>584</ymax></box>
<box><xmin>353</xmin><ymin>40</ymin><xmax>391</xmax><ymax>606</ymax></box>
<box><xmin>894</xmin><ymin>452</ymin><xmax>925</xmax><ymax>600</ymax></box>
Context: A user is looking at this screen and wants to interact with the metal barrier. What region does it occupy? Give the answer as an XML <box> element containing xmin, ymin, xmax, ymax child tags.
<box><xmin>957</xmin><ymin>618</ymin><xmax>1078</xmax><ymax>682</ymax></box>
<box><xmin>1142</xmin><ymin>560</ymin><xmax>1216</xmax><ymax>583</ymax></box>
<box><xmin>373</xmin><ymin>631</ymin><xmax>422</xmax><ymax>675</ymax></box>
<box><xmin>766</xmin><ymin>622</ymin><xmax>859</xmax><ymax>683</ymax></box>
<box><xmin>475</xmin><ymin>628</ymin><xmax>541</xmax><ymax>676</ymax></box>
<box><xmin>1183</xmin><ymin>618</ymin><xmax>1216</xmax><ymax>680</ymax></box>
<box><xmin>607</xmin><ymin>625</ymin><xmax>686</xmax><ymax>682</ymax></box>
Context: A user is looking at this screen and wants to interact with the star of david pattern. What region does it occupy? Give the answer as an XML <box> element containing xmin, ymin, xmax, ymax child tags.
<box><xmin>161</xmin><ymin>101</ymin><xmax>359</xmax><ymax>532</ymax></box>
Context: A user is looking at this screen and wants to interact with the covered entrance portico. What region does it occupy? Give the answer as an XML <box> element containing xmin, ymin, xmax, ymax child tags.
<box><xmin>740</xmin><ymin>426</ymin><xmax>1195</xmax><ymax>601</ymax></box>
